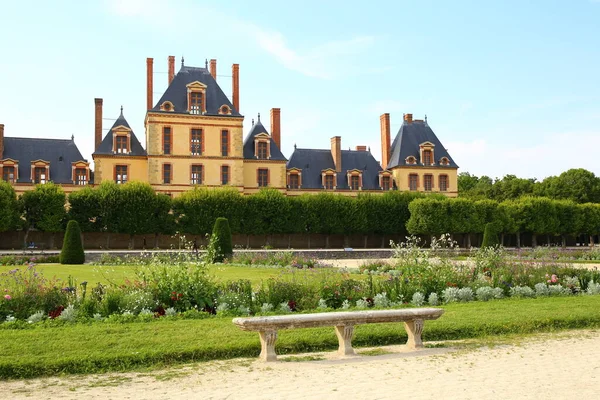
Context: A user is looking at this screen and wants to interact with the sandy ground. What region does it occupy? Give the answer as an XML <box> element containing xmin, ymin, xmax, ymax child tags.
<box><xmin>2</xmin><ymin>330</ymin><xmax>599</xmax><ymax>400</ymax></box>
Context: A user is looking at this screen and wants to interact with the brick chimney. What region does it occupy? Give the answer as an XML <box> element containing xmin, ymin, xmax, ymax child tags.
<box><xmin>356</xmin><ymin>145</ymin><xmax>367</xmax><ymax>151</ymax></box>
<box><xmin>232</xmin><ymin>63</ymin><xmax>239</xmax><ymax>112</ymax></box>
<box><xmin>380</xmin><ymin>113</ymin><xmax>391</xmax><ymax>169</ymax></box>
<box><xmin>168</xmin><ymin>55</ymin><xmax>175</xmax><ymax>85</ymax></box>
<box><xmin>209</xmin><ymin>59</ymin><xmax>217</xmax><ymax>80</ymax></box>
<box><xmin>404</xmin><ymin>113</ymin><xmax>413</xmax><ymax>124</ymax></box>
<box><xmin>331</xmin><ymin>136</ymin><xmax>342</xmax><ymax>172</ymax></box>
<box><xmin>146</xmin><ymin>57</ymin><xmax>154</xmax><ymax>110</ymax></box>
<box><xmin>0</xmin><ymin>123</ymin><xmax>4</xmax><ymax>159</ymax></box>
<box><xmin>94</xmin><ymin>98</ymin><xmax>103</xmax><ymax>151</ymax></box>
<box><xmin>270</xmin><ymin>108</ymin><xmax>281</xmax><ymax>149</ymax></box>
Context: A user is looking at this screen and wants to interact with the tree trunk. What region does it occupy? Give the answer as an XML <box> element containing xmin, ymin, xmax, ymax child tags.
<box><xmin>381</xmin><ymin>235</ymin><xmax>385</xmax><ymax>248</ymax></box>
<box><xmin>516</xmin><ymin>232</ymin><xmax>521</xmax><ymax>248</ymax></box>
<box><xmin>49</xmin><ymin>233</ymin><xmax>55</xmax><ymax>249</ymax></box>
<box><xmin>364</xmin><ymin>235</ymin><xmax>368</xmax><ymax>249</ymax></box>
<box><xmin>343</xmin><ymin>235</ymin><xmax>349</xmax><ymax>248</ymax></box>
<box><xmin>246</xmin><ymin>234</ymin><xmax>250</xmax><ymax>249</ymax></box>
<box><xmin>546</xmin><ymin>234</ymin><xmax>551</xmax><ymax>246</ymax></box>
<box><xmin>466</xmin><ymin>234</ymin><xmax>472</xmax><ymax>249</ymax></box>
<box><xmin>128</xmin><ymin>234</ymin><xmax>134</xmax><ymax>250</ymax></box>
<box><xmin>24</xmin><ymin>227</ymin><xmax>30</xmax><ymax>249</ymax></box>
<box><xmin>288</xmin><ymin>234</ymin><xmax>291</xmax><ymax>249</ymax></box>
<box><xmin>562</xmin><ymin>235</ymin><xmax>567</xmax><ymax>249</ymax></box>
<box><xmin>80</xmin><ymin>232</ymin><xmax>85</xmax><ymax>249</ymax></box>
<box><xmin>106</xmin><ymin>233</ymin><xmax>111</xmax><ymax>249</ymax></box>
<box><xmin>325</xmin><ymin>235</ymin><xmax>330</xmax><ymax>249</ymax></box>
<box><xmin>154</xmin><ymin>233</ymin><xmax>160</xmax><ymax>249</ymax></box>
<box><xmin>532</xmin><ymin>234</ymin><xmax>537</xmax><ymax>248</ymax></box>
<box><xmin>500</xmin><ymin>233</ymin><xmax>505</xmax><ymax>247</ymax></box>
<box><xmin>590</xmin><ymin>235</ymin><xmax>595</xmax><ymax>247</ymax></box>
<box><xmin>307</xmin><ymin>233</ymin><xmax>311</xmax><ymax>249</ymax></box>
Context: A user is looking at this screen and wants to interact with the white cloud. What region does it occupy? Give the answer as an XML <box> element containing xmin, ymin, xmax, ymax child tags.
<box><xmin>104</xmin><ymin>0</ymin><xmax>379</xmax><ymax>79</ymax></box>
<box><xmin>447</xmin><ymin>131</ymin><xmax>600</xmax><ymax>180</ymax></box>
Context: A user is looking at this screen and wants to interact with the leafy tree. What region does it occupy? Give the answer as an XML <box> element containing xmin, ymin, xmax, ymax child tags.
<box><xmin>207</xmin><ymin>217</ymin><xmax>233</xmax><ymax>262</ymax></box>
<box><xmin>0</xmin><ymin>181</ymin><xmax>19</xmax><ymax>232</ymax></box>
<box><xmin>554</xmin><ymin>200</ymin><xmax>583</xmax><ymax>248</ymax></box>
<box><xmin>520</xmin><ymin>197</ymin><xmax>559</xmax><ymax>247</ymax></box>
<box><xmin>20</xmin><ymin>183</ymin><xmax>66</xmax><ymax>248</ymax></box>
<box><xmin>447</xmin><ymin>198</ymin><xmax>476</xmax><ymax>247</ymax></box>
<box><xmin>96</xmin><ymin>181</ymin><xmax>121</xmax><ymax>248</ymax></box>
<box><xmin>117</xmin><ymin>181</ymin><xmax>157</xmax><ymax>249</ymax></box>
<box><xmin>406</xmin><ymin>198</ymin><xmax>450</xmax><ymax>238</ymax></box>
<box><xmin>497</xmin><ymin>200</ymin><xmax>525</xmax><ymax>247</ymax></box>
<box><xmin>579</xmin><ymin>203</ymin><xmax>600</xmax><ymax>246</ymax></box>
<box><xmin>60</xmin><ymin>220</ymin><xmax>85</xmax><ymax>264</ymax></box>
<box><xmin>489</xmin><ymin>175</ymin><xmax>536</xmax><ymax>201</ymax></box>
<box><xmin>536</xmin><ymin>168</ymin><xmax>600</xmax><ymax>203</ymax></box>
<box><xmin>68</xmin><ymin>187</ymin><xmax>100</xmax><ymax>234</ymax></box>
<box><xmin>481</xmin><ymin>223</ymin><xmax>499</xmax><ymax>248</ymax></box>
<box><xmin>150</xmin><ymin>193</ymin><xmax>175</xmax><ymax>248</ymax></box>
<box><xmin>474</xmin><ymin>199</ymin><xmax>499</xmax><ymax>244</ymax></box>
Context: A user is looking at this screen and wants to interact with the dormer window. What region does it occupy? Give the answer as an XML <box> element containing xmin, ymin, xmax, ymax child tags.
<box><xmin>160</xmin><ymin>101</ymin><xmax>174</xmax><ymax>112</ymax></box>
<box><xmin>287</xmin><ymin>168</ymin><xmax>302</xmax><ymax>189</ymax></box>
<box><xmin>30</xmin><ymin>160</ymin><xmax>50</xmax><ymax>184</ymax></box>
<box><xmin>1</xmin><ymin>159</ymin><xmax>18</xmax><ymax>183</ymax></box>
<box><xmin>190</xmin><ymin>92</ymin><xmax>202</xmax><ymax>114</ymax></box>
<box><xmin>379</xmin><ymin>170</ymin><xmax>393</xmax><ymax>190</ymax></box>
<box><xmin>321</xmin><ymin>169</ymin><xmax>337</xmax><ymax>190</ymax></box>
<box><xmin>440</xmin><ymin>157</ymin><xmax>450</xmax><ymax>166</ymax></box>
<box><xmin>423</xmin><ymin>150</ymin><xmax>432</xmax><ymax>165</ymax></box>
<box><xmin>115</xmin><ymin>136</ymin><xmax>128</xmax><ymax>154</ymax></box>
<box><xmin>71</xmin><ymin>161</ymin><xmax>90</xmax><ymax>185</ymax></box>
<box><xmin>346</xmin><ymin>169</ymin><xmax>363</xmax><ymax>190</ymax></box>
<box><xmin>406</xmin><ymin>156</ymin><xmax>417</xmax><ymax>165</ymax></box>
<box><xmin>254</xmin><ymin>133</ymin><xmax>271</xmax><ymax>159</ymax></box>
<box><xmin>219</xmin><ymin>105</ymin><xmax>231</xmax><ymax>115</ymax></box>
<box><xmin>419</xmin><ymin>142</ymin><xmax>435</xmax><ymax>166</ymax></box>
<box><xmin>111</xmin><ymin>125</ymin><xmax>131</xmax><ymax>154</ymax></box>
<box><xmin>186</xmin><ymin>81</ymin><xmax>207</xmax><ymax>114</ymax></box>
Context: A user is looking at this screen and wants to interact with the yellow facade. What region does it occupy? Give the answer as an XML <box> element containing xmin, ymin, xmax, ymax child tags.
<box><xmin>93</xmin><ymin>156</ymin><xmax>148</xmax><ymax>184</ymax></box>
<box><xmin>392</xmin><ymin>167</ymin><xmax>458</xmax><ymax>197</ymax></box>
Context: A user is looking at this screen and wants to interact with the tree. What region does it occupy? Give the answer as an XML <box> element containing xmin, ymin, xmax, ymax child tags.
<box><xmin>96</xmin><ymin>181</ymin><xmax>121</xmax><ymax>248</ymax></box>
<box><xmin>555</xmin><ymin>200</ymin><xmax>583</xmax><ymax>248</ymax></box>
<box><xmin>406</xmin><ymin>198</ymin><xmax>450</xmax><ymax>239</ymax></box>
<box><xmin>489</xmin><ymin>175</ymin><xmax>536</xmax><ymax>201</ymax></box>
<box><xmin>520</xmin><ymin>197</ymin><xmax>559</xmax><ymax>247</ymax></box>
<box><xmin>20</xmin><ymin>183</ymin><xmax>66</xmax><ymax>248</ymax></box>
<box><xmin>67</xmin><ymin>187</ymin><xmax>101</xmax><ymax>244</ymax></box>
<box><xmin>535</xmin><ymin>169</ymin><xmax>600</xmax><ymax>203</ymax></box>
<box><xmin>117</xmin><ymin>182</ymin><xmax>157</xmax><ymax>249</ymax></box>
<box><xmin>0</xmin><ymin>181</ymin><xmax>19</xmax><ymax>232</ymax></box>
<box><xmin>497</xmin><ymin>200</ymin><xmax>525</xmax><ymax>248</ymax></box>
<box><xmin>207</xmin><ymin>217</ymin><xmax>233</xmax><ymax>262</ymax></box>
<box><xmin>578</xmin><ymin>203</ymin><xmax>600</xmax><ymax>246</ymax></box>
<box><xmin>481</xmin><ymin>223</ymin><xmax>499</xmax><ymax>248</ymax></box>
<box><xmin>150</xmin><ymin>193</ymin><xmax>174</xmax><ymax>248</ymax></box>
<box><xmin>60</xmin><ymin>220</ymin><xmax>85</xmax><ymax>264</ymax></box>
<box><xmin>447</xmin><ymin>198</ymin><xmax>476</xmax><ymax>247</ymax></box>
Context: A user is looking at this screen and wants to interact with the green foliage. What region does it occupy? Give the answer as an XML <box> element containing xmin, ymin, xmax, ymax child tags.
<box><xmin>406</xmin><ymin>197</ymin><xmax>449</xmax><ymax>236</ymax></box>
<box><xmin>67</xmin><ymin>187</ymin><xmax>100</xmax><ymax>232</ymax></box>
<box><xmin>535</xmin><ymin>168</ymin><xmax>600</xmax><ymax>203</ymax></box>
<box><xmin>0</xmin><ymin>180</ymin><xmax>19</xmax><ymax>232</ymax></box>
<box><xmin>481</xmin><ymin>223</ymin><xmax>500</xmax><ymax>248</ymax></box>
<box><xmin>206</xmin><ymin>217</ymin><xmax>233</xmax><ymax>263</ymax></box>
<box><xmin>60</xmin><ymin>220</ymin><xmax>85</xmax><ymax>265</ymax></box>
<box><xmin>21</xmin><ymin>182</ymin><xmax>66</xmax><ymax>233</ymax></box>
<box><xmin>117</xmin><ymin>181</ymin><xmax>158</xmax><ymax>237</ymax></box>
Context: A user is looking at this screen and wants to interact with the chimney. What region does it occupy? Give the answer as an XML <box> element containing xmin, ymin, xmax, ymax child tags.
<box><xmin>146</xmin><ymin>57</ymin><xmax>154</xmax><ymax>110</ymax></box>
<box><xmin>168</xmin><ymin>55</ymin><xmax>175</xmax><ymax>85</ymax></box>
<box><xmin>0</xmin><ymin>123</ymin><xmax>4</xmax><ymax>159</ymax></box>
<box><xmin>380</xmin><ymin>113</ymin><xmax>391</xmax><ymax>169</ymax></box>
<box><xmin>270</xmin><ymin>108</ymin><xmax>281</xmax><ymax>149</ymax></box>
<box><xmin>331</xmin><ymin>136</ymin><xmax>342</xmax><ymax>172</ymax></box>
<box><xmin>404</xmin><ymin>113</ymin><xmax>413</xmax><ymax>124</ymax></box>
<box><xmin>209</xmin><ymin>59</ymin><xmax>217</xmax><ymax>80</ymax></box>
<box><xmin>232</xmin><ymin>63</ymin><xmax>240</xmax><ymax>112</ymax></box>
<box><xmin>356</xmin><ymin>145</ymin><xmax>367</xmax><ymax>151</ymax></box>
<box><xmin>94</xmin><ymin>98</ymin><xmax>103</xmax><ymax>151</ymax></box>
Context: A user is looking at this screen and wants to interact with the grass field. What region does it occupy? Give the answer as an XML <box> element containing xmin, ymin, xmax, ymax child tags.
<box><xmin>1</xmin><ymin>296</ymin><xmax>600</xmax><ymax>379</ymax></box>
<box><xmin>0</xmin><ymin>264</ymin><xmax>287</xmax><ymax>287</ymax></box>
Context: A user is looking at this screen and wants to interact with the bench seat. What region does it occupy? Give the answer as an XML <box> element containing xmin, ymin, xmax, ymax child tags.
<box><xmin>233</xmin><ymin>308</ymin><xmax>444</xmax><ymax>361</ymax></box>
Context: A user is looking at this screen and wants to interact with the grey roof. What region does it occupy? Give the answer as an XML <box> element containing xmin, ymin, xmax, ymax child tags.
<box><xmin>2</xmin><ymin>137</ymin><xmax>87</xmax><ymax>184</ymax></box>
<box><xmin>387</xmin><ymin>120</ymin><xmax>458</xmax><ymax>169</ymax></box>
<box><xmin>93</xmin><ymin>110</ymin><xmax>147</xmax><ymax>156</ymax></box>
<box><xmin>151</xmin><ymin>65</ymin><xmax>241</xmax><ymax>117</ymax></box>
<box><xmin>242</xmin><ymin>119</ymin><xmax>287</xmax><ymax>161</ymax></box>
<box><xmin>286</xmin><ymin>148</ymin><xmax>384</xmax><ymax>190</ymax></box>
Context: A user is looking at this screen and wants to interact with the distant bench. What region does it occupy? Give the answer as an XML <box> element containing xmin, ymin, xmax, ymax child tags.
<box><xmin>233</xmin><ymin>308</ymin><xmax>444</xmax><ymax>361</ymax></box>
<box><xmin>24</xmin><ymin>242</ymin><xmax>45</xmax><ymax>254</ymax></box>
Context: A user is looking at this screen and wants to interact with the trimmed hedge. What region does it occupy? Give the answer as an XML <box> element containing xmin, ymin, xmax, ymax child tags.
<box><xmin>207</xmin><ymin>217</ymin><xmax>233</xmax><ymax>263</ymax></box>
<box><xmin>60</xmin><ymin>220</ymin><xmax>85</xmax><ymax>264</ymax></box>
<box><xmin>481</xmin><ymin>222</ymin><xmax>499</xmax><ymax>248</ymax></box>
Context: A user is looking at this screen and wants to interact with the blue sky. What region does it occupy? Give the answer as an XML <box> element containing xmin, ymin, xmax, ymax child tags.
<box><xmin>1</xmin><ymin>0</ymin><xmax>599</xmax><ymax>180</ymax></box>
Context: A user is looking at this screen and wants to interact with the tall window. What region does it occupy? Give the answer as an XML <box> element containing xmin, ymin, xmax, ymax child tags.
<box><xmin>221</xmin><ymin>130</ymin><xmax>229</xmax><ymax>156</ymax></box>
<box><xmin>382</xmin><ymin>175</ymin><xmax>391</xmax><ymax>190</ymax></box>
<box><xmin>439</xmin><ymin>175</ymin><xmax>448</xmax><ymax>192</ymax></box>
<box><xmin>190</xmin><ymin>92</ymin><xmax>202</xmax><ymax>114</ymax></box>
<box><xmin>2</xmin><ymin>166</ymin><xmax>15</xmax><ymax>183</ymax></box>
<box><xmin>257</xmin><ymin>168</ymin><xmax>268</xmax><ymax>187</ymax></box>
<box><xmin>324</xmin><ymin>174</ymin><xmax>334</xmax><ymax>190</ymax></box>
<box><xmin>221</xmin><ymin>165</ymin><xmax>229</xmax><ymax>185</ymax></box>
<box><xmin>163</xmin><ymin>164</ymin><xmax>171</xmax><ymax>184</ymax></box>
<box><xmin>289</xmin><ymin>174</ymin><xmax>299</xmax><ymax>189</ymax></box>
<box><xmin>75</xmin><ymin>168</ymin><xmax>87</xmax><ymax>185</ymax></box>
<box><xmin>350</xmin><ymin>175</ymin><xmax>360</xmax><ymax>190</ymax></box>
<box><xmin>409</xmin><ymin>174</ymin><xmax>418</xmax><ymax>191</ymax></box>
<box><xmin>34</xmin><ymin>167</ymin><xmax>47</xmax><ymax>184</ymax></box>
<box><xmin>115</xmin><ymin>165</ymin><xmax>128</xmax><ymax>184</ymax></box>
<box><xmin>423</xmin><ymin>150</ymin><xmax>432</xmax><ymax>165</ymax></box>
<box><xmin>257</xmin><ymin>141</ymin><xmax>268</xmax><ymax>159</ymax></box>
<box><xmin>424</xmin><ymin>175</ymin><xmax>433</xmax><ymax>191</ymax></box>
<box><xmin>190</xmin><ymin>128</ymin><xmax>202</xmax><ymax>155</ymax></box>
<box><xmin>163</xmin><ymin>127</ymin><xmax>172</xmax><ymax>155</ymax></box>
<box><xmin>115</xmin><ymin>136</ymin><xmax>128</xmax><ymax>154</ymax></box>
<box><xmin>191</xmin><ymin>165</ymin><xmax>203</xmax><ymax>185</ymax></box>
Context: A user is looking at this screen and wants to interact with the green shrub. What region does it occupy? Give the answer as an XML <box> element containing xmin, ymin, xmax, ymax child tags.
<box><xmin>206</xmin><ymin>217</ymin><xmax>233</xmax><ymax>263</ymax></box>
<box><xmin>60</xmin><ymin>220</ymin><xmax>85</xmax><ymax>264</ymax></box>
<box><xmin>481</xmin><ymin>222</ymin><xmax>499</xmax><ymax>248</ymax></box>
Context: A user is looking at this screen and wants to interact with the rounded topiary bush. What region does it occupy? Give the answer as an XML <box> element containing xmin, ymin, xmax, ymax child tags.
<box><xmin>481</xmin><ymin>222</ymin><xmax>499</xmax><ymax>249</ymax></box>
<box><xmin>207</xmin><ymin>217</ymin><xmax>233</xmax><ymax>263</ymax></box>
<box><xmin>60</xmin><ymin>220</ymin><xmax>85</xmax><ymax>264</ymax></box>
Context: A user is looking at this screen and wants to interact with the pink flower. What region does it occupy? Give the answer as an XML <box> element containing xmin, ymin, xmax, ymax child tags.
<box><xmin>551</xmin><ymin>274</ymin><xmax>558</xmax><ymax>283</ymax></box>
<box><xmin>3</xmin><ymin>295</ymin><xmax>11</xmax><ymax>300</ymax></box>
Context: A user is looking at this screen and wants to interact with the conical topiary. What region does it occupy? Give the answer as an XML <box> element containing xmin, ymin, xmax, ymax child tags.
<box><xmin>60</xmin><ymin>220</ymin><xmax>85</xmax><ymax>264</ymax></box>
<box><xmin>481</xmin><ymin>222</ymin><xmax>500</xmax><ymax>249</ymax></box>
<box><xmin>207</xmin><ymin>217</ymin><xmax>233</xmax><ymax>263</ymax></box>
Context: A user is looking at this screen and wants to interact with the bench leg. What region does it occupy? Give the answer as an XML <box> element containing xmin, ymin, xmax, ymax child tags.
<box><xmin>259</xmin><ymin>330</ymin><xmax>278</xmax><ymax>362</ymax></box>
<box><xmin>335</xmin><ymin>325</ymin><xmax>355</xmax><ymax>356</ymax></box>
<box><xmin>404</xmin><ymin>319</ymin><xmax>424</xmax><ymax>349</ymax></box>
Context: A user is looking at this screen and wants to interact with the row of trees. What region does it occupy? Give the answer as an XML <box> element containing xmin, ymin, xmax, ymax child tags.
<box><xmin>458</xmin><ymin>168</ymin><xmax>600</xmax><ymax>203</ymax></box>
<box><xmin>407</xmin><ymin>196</ymin><xmax>600</xmax><ymax>247</ymax></box>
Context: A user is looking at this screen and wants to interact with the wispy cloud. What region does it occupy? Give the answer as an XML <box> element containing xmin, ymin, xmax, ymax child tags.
<box><xmin>105</xmin><ymin>0</ymin><xmax>380</xmax><ymax>79</ymax></box>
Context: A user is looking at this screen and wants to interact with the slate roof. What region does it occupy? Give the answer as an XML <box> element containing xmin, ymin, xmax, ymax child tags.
<box><xmin>93</xmin><ymin>110</ymin><xmax>147</xmax><ymax>156</ymax></box>
<box><xmin>286</xmin><ymin>148</ymin><xmax>384</xmax><ymax>190</ymax></box>
<box><xmin>152</xmin><ymin>64</ymin><xmax>241</xmax><ymax>117</ymax></box>
<box><xmin>387</xmin><ymin>119</ymin><xmax>458</xmax><ymax>169</ymax></box>
<box><xmin>242</xmin><ymin>119</ymin><xmax>287</xmax><ymax>161</ymax></box>
<box><xmin>2</xmin><ymin>137</ymin><xmax>87</xmax><ymax>184</ymax></box>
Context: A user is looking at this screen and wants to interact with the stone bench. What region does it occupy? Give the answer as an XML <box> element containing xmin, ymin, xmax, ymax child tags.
<box><xmin>232</xmin><ymin>308</ymin><xmax>444</xmax><ymax>361</ymax></box>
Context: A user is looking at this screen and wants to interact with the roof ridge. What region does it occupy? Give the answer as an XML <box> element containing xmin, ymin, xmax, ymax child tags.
<box><xmin>6</xmin><ymin>137</ymin><xmax>73</xmax><ymax>142</ymax></box>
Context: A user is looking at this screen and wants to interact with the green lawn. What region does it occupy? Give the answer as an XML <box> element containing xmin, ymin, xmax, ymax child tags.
<box><xmin>1</xmin><ymin>296</ymin><xmax>599</xmax><ymax>379</ymax></box>
<box><xmin>0</xmin><ymin>263</ymin><xmax>289</xmax><ymax>287</ymax></box>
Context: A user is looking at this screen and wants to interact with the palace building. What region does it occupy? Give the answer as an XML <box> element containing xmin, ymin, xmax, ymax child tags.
<box><xmin>1</xmin><ymin>55</ymin><xmax>458</xmax><ymax>197</ymax></box>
